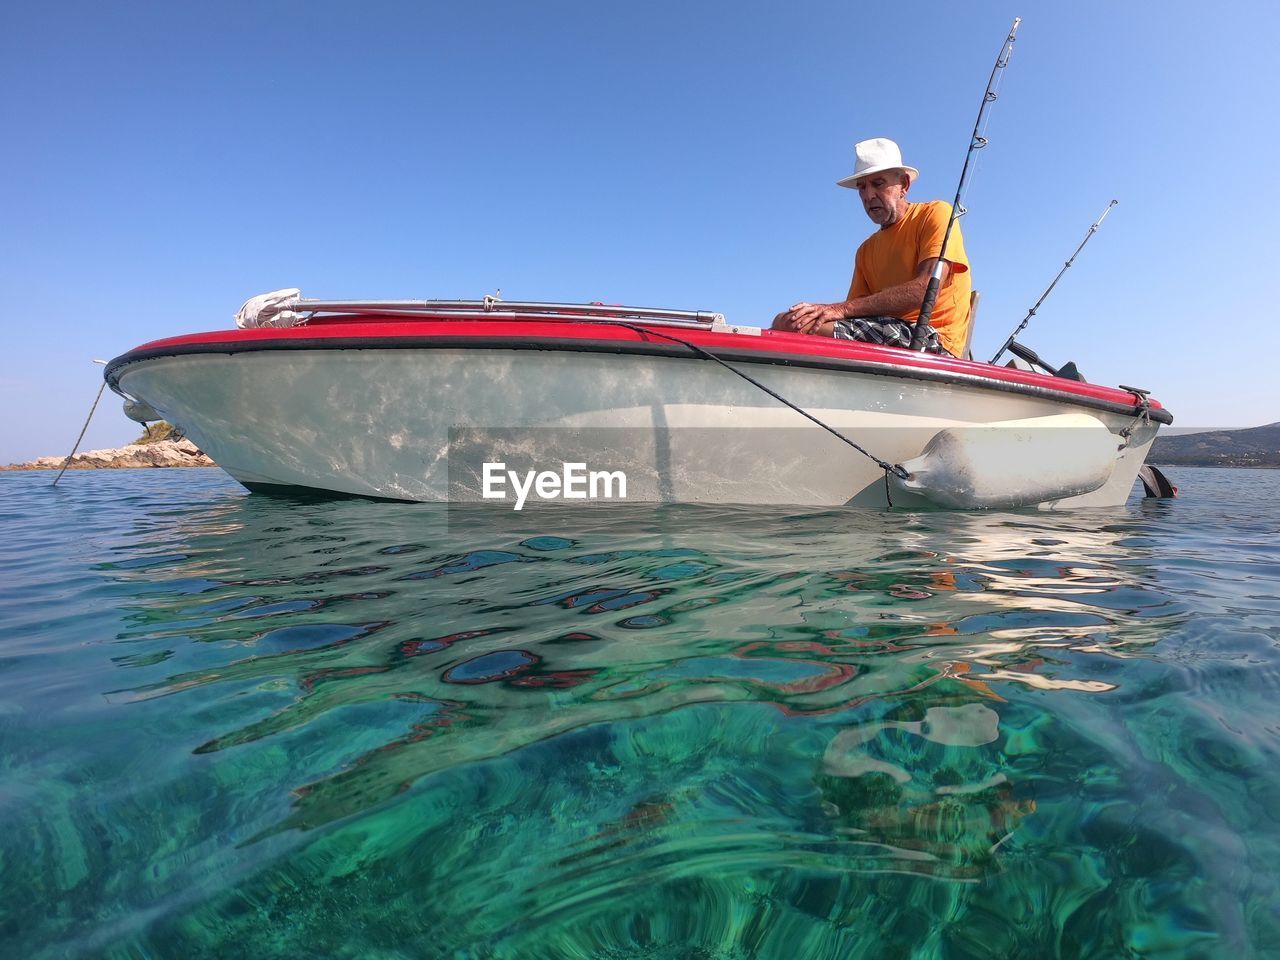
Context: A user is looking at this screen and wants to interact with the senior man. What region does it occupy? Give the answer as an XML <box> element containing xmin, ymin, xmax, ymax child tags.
<box><xmin>773</xmin><ymin>138</ymin><xmax>972</xmax><ymax>357</ymax></box>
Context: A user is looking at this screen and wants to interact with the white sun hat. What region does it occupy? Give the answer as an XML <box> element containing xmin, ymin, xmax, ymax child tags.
<box><xmin>836</xmin><ymin>138</ymin><xmax>919</xmax><ymax>189</ymax></box>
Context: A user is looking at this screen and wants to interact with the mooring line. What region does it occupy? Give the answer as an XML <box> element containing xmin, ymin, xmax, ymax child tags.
<box><xmin>604</xmin><ymin>321</ymin><xmax>908</xmax><ymax>486</ymax></box>
<box><xmin>53</xmin><ymin>369</ymin><xmax>109</xmax><ymax>487</ymax></box>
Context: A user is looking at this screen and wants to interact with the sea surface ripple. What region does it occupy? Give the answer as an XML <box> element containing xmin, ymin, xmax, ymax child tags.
<box><xmin>1</xmin><ymin>467</ymin><xmax>1277</xmax><ymax>959</ymax></box>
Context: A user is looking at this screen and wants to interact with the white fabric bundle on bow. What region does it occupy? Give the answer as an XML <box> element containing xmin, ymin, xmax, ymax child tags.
<box><xmin>234</xmin><ymin>288</ymin><xmax>302</xmax><ymax>328</ymax></box>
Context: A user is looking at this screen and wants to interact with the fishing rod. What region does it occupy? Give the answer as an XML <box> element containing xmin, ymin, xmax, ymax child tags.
<box><xmin>911</xmin><ymin>16</ymin><xmax>1021</xmax><ymax>350</ymax></box>
<box><xmin>989</xmin><ymin>199</ymin><xmax>1117</xmax><ymax>364</ymax></box>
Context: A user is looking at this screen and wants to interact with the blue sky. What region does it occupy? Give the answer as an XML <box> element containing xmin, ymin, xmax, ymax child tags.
<box><xmin>2</xmin><ymin>0</ymin><xmax>1276</xmax><ymax>462</ymax></box>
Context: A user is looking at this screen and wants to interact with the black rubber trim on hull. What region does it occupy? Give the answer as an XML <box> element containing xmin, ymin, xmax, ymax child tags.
<box><xmin>106</xmin><ymin>333</ymin><xmax>1175</xmax><ymax>426</ymax></box>
<box><xmin>239</xmin><ymin>480</ymin><xmax>414</xmax><ymax>503</ymax></box>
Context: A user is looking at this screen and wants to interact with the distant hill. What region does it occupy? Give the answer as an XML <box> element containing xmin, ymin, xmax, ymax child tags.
<box><xmin>1149</xmin><ymin>422</ymin><xmax>1280</xmax><ymax>467</ymax></box>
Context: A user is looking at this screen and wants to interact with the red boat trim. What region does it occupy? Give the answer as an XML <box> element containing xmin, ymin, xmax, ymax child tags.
<box><xmin>105</xmin><ymin>319</ymin><xmax>1173</xmax><ymax>425</ymax></box>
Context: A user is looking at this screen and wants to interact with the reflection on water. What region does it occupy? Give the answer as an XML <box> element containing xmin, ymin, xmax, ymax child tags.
<box><xmin>1</xmin><ymin>469</ymin><xmax>1277</xmax><ymax>958</ymax></box>
<box><xmin>102</xmin><ymin>502</ymin><xmax>1164</xmax><ymax>839</ymax></box>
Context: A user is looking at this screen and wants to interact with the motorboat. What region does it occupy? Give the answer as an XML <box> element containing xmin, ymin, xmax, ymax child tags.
<box><xmin>104</xmin><ymin>296</ymin><xmax>1174</xmax><ymax>509</ymax></box>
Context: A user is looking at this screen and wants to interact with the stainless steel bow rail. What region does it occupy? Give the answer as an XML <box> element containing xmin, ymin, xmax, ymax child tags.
<box><xmin>289</xmin><ymin>299</ymin><xmax>729</xmax><ymax>331</ymax></box>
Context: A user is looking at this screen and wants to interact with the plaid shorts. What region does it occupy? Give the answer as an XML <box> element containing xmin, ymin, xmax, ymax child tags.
<box><xmin>831</xmin><ymin>316</ymin><xmax>950</xmax><ymax>356</ymax></box>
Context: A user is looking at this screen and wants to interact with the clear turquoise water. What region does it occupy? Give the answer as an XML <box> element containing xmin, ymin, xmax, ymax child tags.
<box><xmin>1</xmin><ymin>467</ymin><xmax>1277</xmax><ymax>959</ymax></box>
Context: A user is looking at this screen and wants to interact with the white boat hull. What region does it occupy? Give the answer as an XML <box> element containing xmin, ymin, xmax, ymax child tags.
<box><xmin>113</xmin><ymin>346</ymin><xmax>1161</xmax><ymax>509</ymax></box>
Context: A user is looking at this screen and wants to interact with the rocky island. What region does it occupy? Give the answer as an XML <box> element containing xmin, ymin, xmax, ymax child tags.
<box><xmin>2</xmin><ymin>439</ymin><xmax>215</xmax><ymax>471</ymax></box>
<box><xmin>1</xmin><ymin>422</ymin><xmax>215</xmax><ymax>471</ymax></box>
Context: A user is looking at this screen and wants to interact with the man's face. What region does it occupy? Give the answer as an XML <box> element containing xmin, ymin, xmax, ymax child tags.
<box><xmin>853</xmin><ymin>170</ymin><xmax>910</xmax><ymax>227</ymax></box>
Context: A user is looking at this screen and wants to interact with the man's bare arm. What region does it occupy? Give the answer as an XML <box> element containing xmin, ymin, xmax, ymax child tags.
<box><xmin>776</xmin><ymin>258</ymin><xmax>951</xmax><ymax>334</ymax></box>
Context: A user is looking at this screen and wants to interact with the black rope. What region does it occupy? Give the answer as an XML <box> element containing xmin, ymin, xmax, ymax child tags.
<box><xmin>52</xmin><ymin>378</ymin><xmax>108</xmax><ymax>487</ymax></box>
<box><xmin>603</xmin><ymin>321</ymin><xmax>908</xmax><ymax>481</ymax></box>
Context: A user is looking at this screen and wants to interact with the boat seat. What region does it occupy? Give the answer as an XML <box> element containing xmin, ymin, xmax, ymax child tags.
<box><xmin>960</xmin><ymin>290</ymin><xmax>979</xmax><ymax>360</ymax></box>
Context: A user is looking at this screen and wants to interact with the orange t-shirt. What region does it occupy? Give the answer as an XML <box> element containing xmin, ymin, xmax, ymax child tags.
<box><xmin>846</xmin><ymin>199</ymin><xmax>972</xmax><ymax>356</ymax></box>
